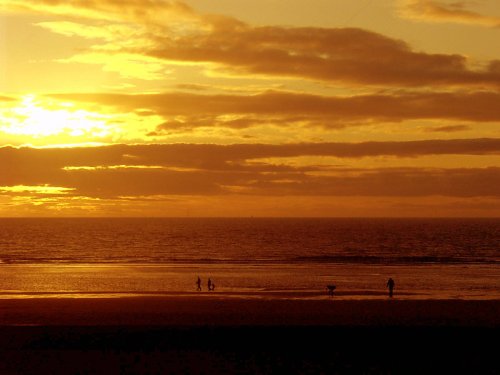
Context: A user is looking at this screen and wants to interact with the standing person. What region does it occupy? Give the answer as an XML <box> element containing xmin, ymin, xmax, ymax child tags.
<box><xmin>196</xmin><ymin>276</ymin><xmax>202</xmax><ymax>291</ymax></box>
<box><xmin>208</xmin><ymin>278</ymin><xmax>212</xmax><ymax>291</ymax></box>
<box><xmin>387</xmin><ymin>277</ymin><xmax>395</xmax><ymax>298</ymax></box>
<box><xmin>326</xmin><ymin>284</ymin><xmax>336</xmax><ymax>297</ymax></box>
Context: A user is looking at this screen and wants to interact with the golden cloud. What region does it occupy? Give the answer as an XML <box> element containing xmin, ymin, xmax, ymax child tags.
<box><xmin>51</xmin><ymin>91</ymin><xmax>500</xmax><ymax>128</ymax></box>
<box><xmin>401</xmin><ymin>0</ymin><xmax>500</xmax><ymax>27</ymax></box>
<box><xmin>5</xmin><ymin>0</ymin><xmax>500</xmax><ymax>86</ymax></box>
<box><xmin>1</xmin><ymin>140</ymin><xmax>499</xmax><ymax>198</ymax></box>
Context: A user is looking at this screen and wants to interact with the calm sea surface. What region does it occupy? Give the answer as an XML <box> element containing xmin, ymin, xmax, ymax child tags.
<box><xmin>0</xmin><ymin>218</ymin><xmax>499</xmax><ymax>299</ymax></box>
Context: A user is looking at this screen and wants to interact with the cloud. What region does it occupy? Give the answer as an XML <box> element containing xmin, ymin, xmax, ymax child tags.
<box><xmin>174</xmin><ymin>83</ymin><xmax>211</xmax><ymax>91</ymax></box>
<box><xmin>150</xmin><ymin>115</ymin><xmax>339</xmax><ymax>132</ymax></box>
<box><xmin>0</xmin><ymin>95</ymin><xmax>15</xmax><ymax>101</ymax></box>
<box><xmin>241</xmin><ymin>167</ymin><xmax>500</xmax><ymax>198</ymax></box>
<box><xmin>60</xmin><ymin>51</ymin><xmax>173</xmax><ymax>80</ymax></box>
<box><xmin>0</xmin><ymin>140</ymin><xmax>499</xmax><ymax>198</ymax></box>
<box><xmin>0</xmin><ymin>184</ymin><xmax>75</xmax><ymax>196</ymax></box>
<box><xmin>4</xmin><ymin>138</ymin><xmax>500</xmax><ymax>166</ymax></box>
<box><xmin>3</xmin><ymin>0</ymin><xmax>199</xmax><ymax>25</ymax></box>
<box><xmin>401</xmin><ymin>0</ymin><xmax>500</xmax><ymax>27</ymax></box>
<box><xmin>9</xmin><ymin>0</ymin><xmax>201</xmax><ymax>80</ymax></box>
<box><xmin>34</xmin><ymin>20</ymin><xmax>174</xmax><ymax>80</ymax></box>
<box><xmin>3</xmin><ymin>137</ymin><xmax>499</xmax><ymax>169</ymax></box>
<box><xmin>426</xmin><ymin>124</ymin><xmax>471</xmax><ymax>132</ymax></box>
<box><xmin>51</xmin><ymin>90</ymin><xmax>500</xmax><ymax>128</ymax></box>
<box><xmin>147</xmin><ymin>22</ymin><xmax>500</xmax><ymax>87</ymax></box>
<box><xmin>36</xmin><ymin>21</ymin><xmax>127</xmax><ymax>41</ymax></box>
<box><xmin>6</xmin><ymin>0</ymin><xmax>500</xmax><ymax>87</ymax></box>
<box><xmin>3</xmin><ymin>161</ymin><xmax>500</xmax><ymax>199</ymax></box>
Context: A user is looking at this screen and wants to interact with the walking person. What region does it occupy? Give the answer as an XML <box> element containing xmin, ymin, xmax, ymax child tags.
<box><xmin>208</xmin><ymin>278</ymin><xmax>212</xmax><ymax>291</ymax></box>
<box><xmin>326</xmin><ymin>284</ymin><xmax>336</xmax><ymax>297</ymax></box>
<box><xmin>196</xmin><ymin>276</ymin><xmax>202</xmax><ymax>291</ymax></box>
<box><xmin>387</xmin><ymin>277</ymin><xmax>395</xmax><ymax>298</ymax></box>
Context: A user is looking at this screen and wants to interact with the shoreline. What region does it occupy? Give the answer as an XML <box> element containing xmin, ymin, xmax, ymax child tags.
<box><xmin>2</xmin><ymin>262</ymin><xmax>499</xmax><ymax>302</ymax></box>
<box><xmin>0</xmin><ymin>290</ymin><xmax>499</xmax><ymax>302</ymax></box>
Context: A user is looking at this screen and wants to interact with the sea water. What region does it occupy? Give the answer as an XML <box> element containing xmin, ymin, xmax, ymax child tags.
<box><xmin>0</xmin><ymin>218</ymin><xmax>498</xmax><ymax>299</ymax></box>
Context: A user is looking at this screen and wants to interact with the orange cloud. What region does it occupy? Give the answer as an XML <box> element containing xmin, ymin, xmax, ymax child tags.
<box><xmin>402</xmin><ymin>0</ymin><xmax>500</xmax><ymax>27</ymax></box>
<box><xmin>4</xmin><ymin>138</ymin><xmax>499</xmax><ymax>168</ymax></box>
<box><xmin>6</xmin><ymin>0</ymin><xmax>500</xmax><ymax>87</ymax></box>
<box><xmin>426</xmin><ymin>125</ymin><xmax>471</xmax><ymax>132</ymax></box>
<box><xmin>146</xmin><ymin>23</ymin><xmax>500</xmax><ymax>87</ymax></box>
<box><xmin>1</xmin><ymin>141</ymin><xmax>499</xmax><ymax>198</ymax></box>
<box><xmin>51</xmin><ymin>91</ymin><xmax>500</xmax><ymax>129</ymax></box>
<box><xmin>3</xmin><ymin>0</ymin><xmax>198</xmax><ymax>25</ymax></box>
<box><xmin>4</xmin><ymin>162</ymin><xmax>500</xmax><ymax>199</ymax></box>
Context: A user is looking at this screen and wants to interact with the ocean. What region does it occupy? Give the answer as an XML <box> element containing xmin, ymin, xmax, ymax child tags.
<box><xmin>0</xmin><ymin>218</ymin><xmax>499</xmax><ymax>300</ymax></box>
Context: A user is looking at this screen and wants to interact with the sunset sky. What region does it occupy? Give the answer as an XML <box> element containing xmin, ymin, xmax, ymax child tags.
<box><xmin>1</xmin><ymin>0</ymin><xmax>500</xmax><ymax>217</ymax></box>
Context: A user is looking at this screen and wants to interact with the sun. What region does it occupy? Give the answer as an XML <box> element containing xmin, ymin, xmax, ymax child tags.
<box><xmin>0</xmin><ymin>94</ymin><xmax>112</xmax><ymax>142</ymax></box>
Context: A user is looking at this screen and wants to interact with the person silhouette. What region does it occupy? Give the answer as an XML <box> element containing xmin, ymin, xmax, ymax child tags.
<box><xmin>387</xmin><ymin>277</ymin><xmax>395</xmax><ymax>298</ymax></box>
<box><xmin>208</xmin><ymin>278</ymin><xmax>212</xmax><ymax>291</ymax></box>
<box><xmin>326</xmin><ymin>284</ymin><xmax>336</xmax><ymax>297</ymax></box>
<box><xmin>196</xmin><ymin>276</ymin><xmax>202</xmax><ymax>291</ymax></box>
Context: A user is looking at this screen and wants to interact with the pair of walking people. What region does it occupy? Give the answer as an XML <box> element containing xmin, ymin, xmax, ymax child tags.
<box><xmin>196</xmin><ymin>276</ymin><xmax>215</xmax><ymax>291</ymax></box>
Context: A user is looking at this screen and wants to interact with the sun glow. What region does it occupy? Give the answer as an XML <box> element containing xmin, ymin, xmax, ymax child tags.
<box><xmin>0</xmin><ymin>95</ymin><xmax>112</xmax><ymax>139</ymax></box>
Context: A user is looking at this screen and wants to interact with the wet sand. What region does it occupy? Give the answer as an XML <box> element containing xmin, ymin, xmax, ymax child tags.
<box><xmin>0</xmin><ymin>297</ymin><xmax>498</xmax><ymax>374</ymax></box>
<box><xmin>0</xmin><ymin>297</ymin><xmax>499</xmax><ymax>326</ymax></box>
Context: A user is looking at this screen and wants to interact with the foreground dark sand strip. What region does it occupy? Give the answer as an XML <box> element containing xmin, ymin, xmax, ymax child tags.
<box><xmin>0</xmin><ymin>325</ymin><xmax>500</xmax><ymax>374</ymax></box>
<box><xmin>0</xmin><ymin>298</ymin><xmax>498</xmax><ymax>374</ymax></box>
<box><xmin>0</xmin><ymin>325</ymin><xmax>498</xmax><ymax>374</ymax></box>
<box><xmin>0</xmin><ymin>297</ymin><xmax>499</xmax><ymax>326</ymax></box>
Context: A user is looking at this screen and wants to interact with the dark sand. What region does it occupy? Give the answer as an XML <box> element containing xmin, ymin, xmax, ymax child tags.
<box><xmin>1</xmin><ymin>297</ymin><xmax>499</xmax><ymax>326</ymax></box>
<box><xmin>0</xmin><ymin>297</ymin><xmax>498</xmax><ymax>374</ymax></box>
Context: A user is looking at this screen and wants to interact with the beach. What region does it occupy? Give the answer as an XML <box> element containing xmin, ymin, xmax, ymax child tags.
<box><xmin>0</xmin><ymin>218</ymin><xmax>497</xmax><ymax>373</ymax></box>
<box><xmin>0</xmin><ymin>297</ymin><xmax>499</xmax><ymax>326</ymax></box>
<box><xmin>0</xmin><ymin>297</ymin><xmax>498</xmax><ymax>374</ymax></box>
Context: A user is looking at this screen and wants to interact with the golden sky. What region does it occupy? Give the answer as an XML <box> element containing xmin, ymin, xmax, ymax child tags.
<box><xmin>1</xmin><ymin>0</ymin><xmax>500</xmax><ymax>217</ymax></box>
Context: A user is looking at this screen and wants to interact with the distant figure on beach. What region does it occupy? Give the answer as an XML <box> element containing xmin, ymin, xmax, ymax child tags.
<box><xmin>196</xmin><ymin>276</ymin><xmax>202</xmax><ymax>291</ymax></box>
<box><xmin>387</xmin><ymin>278</ymin><xmax>395</xmax><ymax>298</ymax></box>
<box><xmin>208</xmin><ymin>278</ymin><xmax>212</xmax><ymax>291</ymax></box>
<box><xmin>326</xmin><ymin>284</ymin><xmax>336</xmax><ymax>297</ymax></box>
